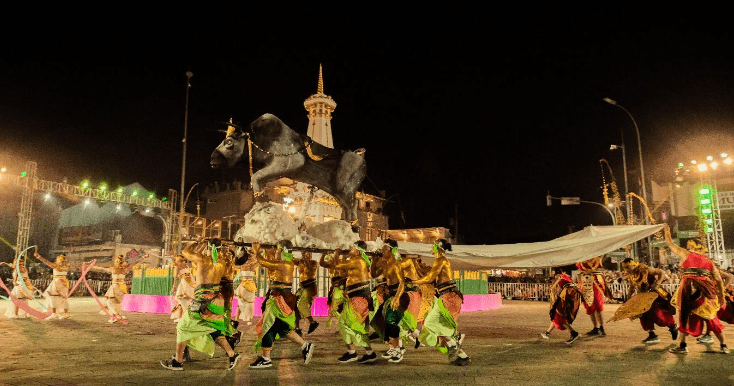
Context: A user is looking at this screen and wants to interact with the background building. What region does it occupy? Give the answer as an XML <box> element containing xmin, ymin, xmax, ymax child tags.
<box><xmin>650</xmin><ymin>155</ymin><xmax>734</xmax><ymax>268</ymax></box>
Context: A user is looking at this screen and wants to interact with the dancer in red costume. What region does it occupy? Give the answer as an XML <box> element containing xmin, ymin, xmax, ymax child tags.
<box><xmin>663</xmin><ymin>224</ymin><xmax>729</xmax><ymax>354</ymax></box>
<box><xmin>615</xmin><ymin>257</ymin><xmax>678</xmax><ymax>344</ymax></box>
<box><xmin>541</xmin><ymin>268</ymin><xmax>582</xmax><ymax>344</ymax></box>
<box><xmin>576</xmin><ymin>256</ymin><xmax>611</xmax><ymax>336</ymax></box>
<box><xmin>696</xmin><ymin>263</ymin><xmax>733</xmax><ymax>344</ymax></box>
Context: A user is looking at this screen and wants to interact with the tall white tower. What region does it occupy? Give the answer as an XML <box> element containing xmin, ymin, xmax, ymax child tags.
<box><xmin>281</xmin><ymin>65</ymin><xmax>342</xmax><ymax>225</ymax></box>
<box><xmin>304</xmin><ymin>64</ymin><xmax>336</xmax><ymax>148</ymax></box>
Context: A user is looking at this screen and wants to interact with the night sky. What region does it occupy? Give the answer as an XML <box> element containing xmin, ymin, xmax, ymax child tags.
<box><xmin>2</xmin><ymin>14</ymin><xmax>734</xmax><ymax>245</ymax></box>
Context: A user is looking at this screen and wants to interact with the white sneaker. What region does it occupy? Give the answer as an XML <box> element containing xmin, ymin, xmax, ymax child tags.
<box><xmin>249</xmin><ymin>356</ymin><xmax>272</xmax><ymax>368</ymax></box>
<box><xmin>697</xmin><ymin>335</ymin><xmax>714</xmax><ymax>344</ymax></box>
<box><xmin>302</xmin><ymin>342</ymin><xmax>314</xmax><ymax>364</ymax></box>
<box><xmin>388</xmin><ymin>349</ymin><xmax>404</xmax><ymax>363</ymax></box>
<box><xmin>447</xmin><ymin>344</ymin><xmax>459</xmax><ymax>359</ymax></box>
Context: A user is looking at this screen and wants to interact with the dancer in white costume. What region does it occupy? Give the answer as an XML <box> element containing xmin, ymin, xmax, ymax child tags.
<box><xmin>1</xmin><ymin>253</ymin><xmax>37</xmax><ymax>318</ymax></box>
<box><xmin>34</xmin><ymin>249</ymin><xmax>73</xmax><ymax>320</ymax></box>
<box><xmin>234</xmin><ymin>270</ymin><xmax>257</xmax><ymax>325</ymax></box>
<box><xmin>170</xmin><ymin>254</ymin><xmax>196</xmax><ymax>323</ymax></box>
<box><xmin>84</xmin><ymin>253</ymin><xmax>148</xmax><ymax>323</ymax></box>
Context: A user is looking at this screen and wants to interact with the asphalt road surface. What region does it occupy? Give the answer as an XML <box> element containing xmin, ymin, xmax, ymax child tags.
<box><xmin>1</xmin><ymin>298</ymin><xmax>733</xmax><ymax>386</ymax></box>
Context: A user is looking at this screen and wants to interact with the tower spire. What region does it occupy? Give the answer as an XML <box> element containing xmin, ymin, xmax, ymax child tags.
<box><xmin>305</xmin><ymin>64</ymin><xmax>336</xmax><ymax>148</ymax></box>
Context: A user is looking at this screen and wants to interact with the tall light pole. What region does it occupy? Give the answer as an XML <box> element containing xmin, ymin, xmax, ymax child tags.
<box><xmin>603</xmin><ymin>98</ymin><xmax>647</xmax><ymax>210</ymax></box>
<box><xmin>178</xmin><ymin>71</ymin><xmax>193</xmax><ymax>253</ymax></box>
<box><xmin>604</xmin><ymin>97</ymin><xmax>651</xmax><ymax>262</ymax></box>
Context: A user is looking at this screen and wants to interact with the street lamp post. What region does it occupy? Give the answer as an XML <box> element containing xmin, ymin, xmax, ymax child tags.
<box><xmin>603</xmin><ymin>98</ymin><xmax>647</xmax><ymax>210</ymax></box>
<box><xmin>604</xmin><ymin>97</ymin><xmax>652</xmax><ymax>262</ymax></box>
<box><xmin>178</xmin><ymin>71</ymin><xmax>193</xmax><ymax>253</ymax></box>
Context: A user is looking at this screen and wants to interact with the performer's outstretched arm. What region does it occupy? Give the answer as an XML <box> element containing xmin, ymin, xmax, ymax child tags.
<box><xmin>33</xmin><ymin>249</ymin><xmax>55</xmax><ymax>269</ymax></box>
<box><xmin>412</xmin><ymin>259</ymin><xmax>445</xmax><ymax>285</ymax></box>
<box><xmin>663</xmin><ymin>224</ymin><xmax>688</xmax><ymax>259</ymax></box>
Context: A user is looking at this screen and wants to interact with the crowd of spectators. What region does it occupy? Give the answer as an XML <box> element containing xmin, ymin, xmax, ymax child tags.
<box><xmin>489</xmin><ymin>260</ymin><xmax>734</xmax><ymax>303</ymax></box>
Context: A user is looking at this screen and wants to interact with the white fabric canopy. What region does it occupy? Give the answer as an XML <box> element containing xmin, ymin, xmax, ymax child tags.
<box><xmin>396</xmin><ymin>225</ymin><xmax>664</xmax><ymax>270</ymax></box>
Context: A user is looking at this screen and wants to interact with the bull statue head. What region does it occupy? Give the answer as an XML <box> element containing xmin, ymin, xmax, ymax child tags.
<box><xmin>211</xmin><ymin>114</ymin><xmax>367</xmax><ymax>229</ymax></box>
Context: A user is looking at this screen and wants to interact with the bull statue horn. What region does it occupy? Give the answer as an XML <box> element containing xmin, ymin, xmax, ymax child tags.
<box><xmin>226</xmin><ymin>117</ymin><xmax>236</xmax><ymax>136</ymax></box>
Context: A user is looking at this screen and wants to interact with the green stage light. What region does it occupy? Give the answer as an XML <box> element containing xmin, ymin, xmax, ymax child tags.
<box><xmin>697</xmin><ymin>185</ymin><xmax>715</xmax><ymax>233</ymax></box>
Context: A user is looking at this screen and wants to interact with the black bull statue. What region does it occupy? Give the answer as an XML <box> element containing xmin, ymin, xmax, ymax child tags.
<box><xmin>210</xmin><ymin>113</ymin><xmax>367</xmax><ymax>226</ymax></box>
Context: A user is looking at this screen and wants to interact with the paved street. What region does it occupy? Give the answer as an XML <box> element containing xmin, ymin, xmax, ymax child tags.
<box><xmin>1</xmin><ymin>298</ymin><xmax>733</xmax><ymax>386</ymax></box>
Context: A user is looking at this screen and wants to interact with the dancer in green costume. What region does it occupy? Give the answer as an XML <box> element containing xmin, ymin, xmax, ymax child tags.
<box><xmin>373</xmin><ymin>239</ymin><xmax>422</xmax><ymax>363</ymax></box>
<box><xmin>412</xmin><ymin>239</ymin><xmax>470</xmax><ymax>366</ymax></box>
<box><xmin>321</xmin><ymin>240</ymin><xmax>377</xmax><ymax>363</ymax></box>
<box><xmin>249</xmin><ymin>241</ymin><xmax>315</xmax><ymax>369</ymax></box>
<box><xmin>293</xmin><ymin>251</ymin><xmax>320</xmax><ymax>336</ymax></box>
<box><xmin>160</xmin><ymin>240</ymin><xmax>240</xmax><ymax>371</ymax></box>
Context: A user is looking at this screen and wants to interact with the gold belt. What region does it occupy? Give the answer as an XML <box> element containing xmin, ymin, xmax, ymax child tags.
<box><xmin>682</xmin><ymin>268</ymin><xmax>711</xmax><ymax>277</ymax></box>
<box><xmin>270</xmin><ymin>280</ymin><xmax>292</xmax><ymax>290</ymax></box>
<box><xmin>346</xmin><ymin>283</ymin><xmax>371</xmax><ymax>295</ymax></box>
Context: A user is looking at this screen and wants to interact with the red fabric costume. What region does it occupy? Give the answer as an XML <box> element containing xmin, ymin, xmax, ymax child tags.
<box><xmin>674</xmin><ymin>252</ymin><xmax>724</xmax><ymax>337</ymax></box>
<box><xmin>549</xmin><ymin>273</ymin><xmax>581</xmax><ymax>330</ymax></box>
<box><xmin>576</xmin><ymin>258</ymin><xmax>606</xmax><ymax>315</ymax></box>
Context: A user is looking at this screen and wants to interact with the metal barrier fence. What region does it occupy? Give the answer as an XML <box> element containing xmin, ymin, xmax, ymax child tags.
<box><xmin>487</xmin><ymin>282</ymin><xmax>681</xmax><ymax>303</ymax></box>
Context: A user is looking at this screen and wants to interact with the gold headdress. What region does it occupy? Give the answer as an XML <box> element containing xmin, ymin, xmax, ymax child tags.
<box><xmin>621</xmin><ymin>260</ymin><xmax>639</xmax><ymax>270</ymax></box>
<box><xmin>686</xmin><ymin>240</ymin><xmax>708</xmax><ymax>254</ymax></box>
<box><xmin>55</xmin><ymin>254</ymin><xmax>67</xmax><ymax>264</ymax></box>
<box><xmin>114</xmin><ymin>255</ymin><xmax>126</xmax><ymax>265</ymax></box>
